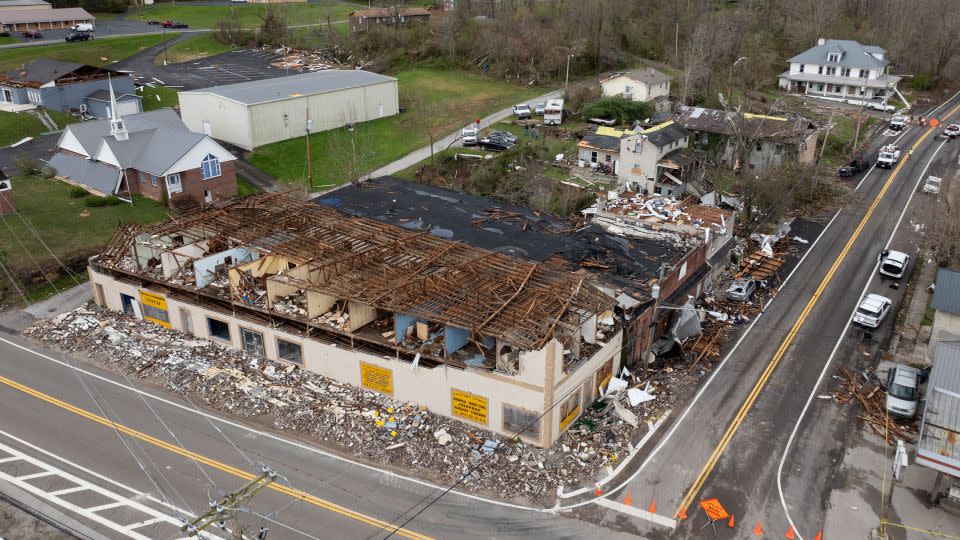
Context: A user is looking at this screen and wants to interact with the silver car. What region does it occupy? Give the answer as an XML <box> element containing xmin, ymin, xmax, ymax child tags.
<box><xmin>725</xmin><ymin>278</ymin><xmax>756</xmax><ymax>302</ymax></box>
<box><xmin>923</xmin><ymin>176</ymin><xmax>942</xmax><ymax>195</ymax></box>
<box><xmin>885</xmin><ymin>365</ymin><xmax>920</xmax><ymax>418</ymax></box>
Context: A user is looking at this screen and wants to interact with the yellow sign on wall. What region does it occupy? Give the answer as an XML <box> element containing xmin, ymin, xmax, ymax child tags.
<box><xmin>560</xmin><ymin>405</ymin><xmax>581</xmax><ymax>431</ymax></box>
<box><xmin>139</xmin><ymin>290</ymin><xmax>170</xmax><ymax>329</ymax></box>
<box><xmin>451</xmin><ymin>389</ymin><xmax>488</xmax><ymax>425</ymax></box>
<box><xmin>360</xmin><ymin>362</ymin><xmax>394</xmax><ymax>395</ymax></box>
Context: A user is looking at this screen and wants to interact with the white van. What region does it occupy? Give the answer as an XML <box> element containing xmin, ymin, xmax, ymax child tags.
<box><xmin>70</xmin><ymin>23</ymin><xmax>94</xmax><ymax>32</ymax></box>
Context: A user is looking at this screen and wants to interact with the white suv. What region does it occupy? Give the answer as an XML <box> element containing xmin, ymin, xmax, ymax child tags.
<box><xmin>853</xmin><ymin>294</ymin><xmax>892</xmax><ymax>328</ymax></box>
<box><xmin>878</xmin><ymin>249</ymin><xmax>909</xmax><ymax>279</ymax></box>
<box><xmin>462</xmin><ymin>124</ymin><xmax>479</xmax><ymax>146</ymax></box>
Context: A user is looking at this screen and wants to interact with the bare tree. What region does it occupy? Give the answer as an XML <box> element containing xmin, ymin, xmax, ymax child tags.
<box><xmin>928</xmin><ymin>171</ymin><xmax>960</xmax><ymax>266</ymax></box>
<box><xmin>329</xmin><ymin>109</ymin><xmax>375</xmax><ymax>187</ymax></box>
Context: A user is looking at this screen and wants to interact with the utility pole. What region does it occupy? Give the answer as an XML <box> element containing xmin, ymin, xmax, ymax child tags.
<box><xmin>162</xmin><ymin>26</ymin><xmax>168</xmax><ymax>65</ymax></box>
<box><xmin>181</xmin><ymin>465</ymin><xmax>277</xmax><ymax>538</ymax></box>
<box><xmin>305</xmin><ymin>107</ymin><xmax>312</xmax><ymax>191</ymax></box>
<box><xmin>674</xmin><ymin>24</ymin><xmax>679</xmax><ymax>65</ymax></box>
<box><xmin>564</xmin><ymin>53</ymin><xmax>573</xmax><ymax>93</ymax></box>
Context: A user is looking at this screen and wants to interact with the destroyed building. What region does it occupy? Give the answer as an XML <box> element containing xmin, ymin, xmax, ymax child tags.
<box><xmin>88</xmin><ymin>193</ymin><xmax>627</xmax><ymax>448</ymax></box>
<box><xmin>318</xmin><ymin>177</ymin><xmax>734</xmax><ymax>365</ymax></box>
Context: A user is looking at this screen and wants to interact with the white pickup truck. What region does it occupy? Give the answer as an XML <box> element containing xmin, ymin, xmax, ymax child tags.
<box><xmin>877</xmin><ymin>144</ymin><xmax>901</xmax><ymax>169</ymax></box>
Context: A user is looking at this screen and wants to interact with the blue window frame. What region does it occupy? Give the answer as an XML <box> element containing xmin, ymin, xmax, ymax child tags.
<box><xmin>201</xmin><ymin>154</ymin><xmax>221</xmax><ymax>180</ymax></box>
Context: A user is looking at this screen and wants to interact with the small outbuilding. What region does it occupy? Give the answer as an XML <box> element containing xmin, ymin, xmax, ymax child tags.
<box><xmin>0</xmin><ymin>60</ymin><xmax>139</xmax><ymax>117</ymax></box>
<box><xmin>177</xmin><ymin>70</ymin><xmax>399</xmax><ymax>150</ymax></box>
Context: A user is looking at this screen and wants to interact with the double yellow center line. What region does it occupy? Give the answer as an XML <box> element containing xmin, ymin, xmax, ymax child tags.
<box><xmin>0</xmin><ymin>372</ymin><xmax>432</xmax><ymax>540</ymax></box>
<box><xmin>676</xmin><ymin>104</ymin><xmax>960</xmax><ymax>517</ymax></box>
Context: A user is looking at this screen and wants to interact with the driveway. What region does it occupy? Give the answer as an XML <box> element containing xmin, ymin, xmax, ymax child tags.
<box><xmin>0</xmin><ymin>134</ymin><xmax>58</xmax><ymax>179</ymax></box>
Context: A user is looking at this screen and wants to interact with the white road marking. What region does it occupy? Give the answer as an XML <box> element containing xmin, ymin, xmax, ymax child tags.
<box><xmin>555</xmin><ymin>208</ymin><xmax>842</xmax><ymax>513</ymax></box>
<box><xmin>594</xmin><ymin>496</ymin><xmax>677</xmax><ymax>529</ymax></box>
<box><xmin>0</xmin><ymin>431</ymin><xmax>209</xmax><ymax>539</ymax></box>
<box><xmin>776</xmin><ymin>139</ymin><xmax>949</xmax><ymax>540</ymax></box>
<box><xmin>855</xmin><ymin>127</ymin><xmax>913</xmax><ymax>192</ymax></box>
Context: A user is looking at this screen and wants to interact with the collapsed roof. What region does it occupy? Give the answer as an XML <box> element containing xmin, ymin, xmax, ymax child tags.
<box><xmin>675</xmin><ymin>106</ymin><xmax>816</xmax><ymax>143</ymax></box>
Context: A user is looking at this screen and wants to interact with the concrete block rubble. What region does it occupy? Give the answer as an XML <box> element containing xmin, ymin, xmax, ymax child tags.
<box><xmin>24</xmin><ymin>306</ymin><xmax>690</xmax><ymax>503</ymax></box>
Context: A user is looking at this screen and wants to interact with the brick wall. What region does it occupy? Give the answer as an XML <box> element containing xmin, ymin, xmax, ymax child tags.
<box><xmin>123</xmin><ymin>161</ymin><xmax>237</xmax><ymax>207</ymax></box>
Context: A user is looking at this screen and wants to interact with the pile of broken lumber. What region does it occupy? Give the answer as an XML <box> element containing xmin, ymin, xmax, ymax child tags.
<box><xmin>835</xmin><ymin>366</ymin><xmax>917</xmax><ymax>444</ymax></box>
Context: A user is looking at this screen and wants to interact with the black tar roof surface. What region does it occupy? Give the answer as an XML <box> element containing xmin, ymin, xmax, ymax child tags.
<box><xmin>315</xmin><ymin>176</ymin><xmax>685</xmax><ymax>295</ymax></box>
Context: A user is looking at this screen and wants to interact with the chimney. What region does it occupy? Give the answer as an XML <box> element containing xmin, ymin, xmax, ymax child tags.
<box><xmin>817</xmin><ymin>37</ymin><xmax>826</xmax><ymax>46</ymax></box>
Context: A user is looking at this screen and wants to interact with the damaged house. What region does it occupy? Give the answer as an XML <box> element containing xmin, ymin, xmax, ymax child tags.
<box><xmin>616</xmin><ymin>120</ymin><xmax>695</xmax><ymax>197</ymax></box>
<box><xmin>0</xmin><ymin>59</ymin><xmax>140</xmax><ymax>117</ymax></box>
<box><xmin>675</xmin><ymin>106</ymin><xmax>818</xmax><ymax>173</ymax></box>
<box><xmin>89</xmin><ymin>192</ymin><xmax>627</xmax><ymax>447</ymax></box>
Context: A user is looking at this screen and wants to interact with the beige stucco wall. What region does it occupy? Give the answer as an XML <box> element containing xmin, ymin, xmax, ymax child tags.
<box><xmin>89</xmin><ymin>267</ymin><xmax>620</xmax><ymax>447</ymax></box>
<box><xmin>601</xmin><ymin>75</ymin><xmax>670</xmax><ymax>102</ymax></box>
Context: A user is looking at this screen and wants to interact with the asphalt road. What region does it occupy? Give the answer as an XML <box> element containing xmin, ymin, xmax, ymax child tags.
<box><xmin>586</xmin><ymin>94</ymin><xmax>960</xmax><ymax>539</ymax></box>
<box><xmin>0</xmin><ymin>323</ymin><xmax>641</xmax><ymax>540</ymax></box>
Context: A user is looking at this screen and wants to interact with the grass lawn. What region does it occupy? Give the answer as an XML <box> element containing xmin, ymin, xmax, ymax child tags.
<box><xmin>249</xmin><ymin>69</ymin><xmax>544</xmax><ymax>188</ymax></box>
<box><xmin>0</xmin><ymin>35</ymin><xmax>19</xmax><ymax>45</ymax></box>
<box><xmin>126</xmin><ymin>0</ymin><xmax>352</xmax><ymax>29</ymax></box>
<box><xmin>0</xmin><ymin>176</ymin><xmax>169</xmax><ymax>272</ymax></box>
<box><xmin>236</xmin><ymin>176</ymin><xmax>259</xmax><ymax>197</ymax></box>
<box><xmin>47</xmin><ymin>110</ymin><xmax>81</xmax><ymax>130</ymax></box>
<box><xmin>153</xmin><ymin>33</ymin><xmax>235</xmax><ymax>65</ymax></box>
<box><xmin>90</xmin><ymin>11</ymin><xmax>121</xmax><ymax>21</ymax></box>
<box><xmin>0</xmin><ymin>33</ymin><xmax>178</xmax><ymax>72</ymax></box>
<box><xmin>139</xmin><ymin>84</ymin><xmax>180</xmax><ymax>111</ymax></box>
<box><xmin>0</xmin><ymin>111</ymin><xmax>47</xmax><ymax>147</ymax></box>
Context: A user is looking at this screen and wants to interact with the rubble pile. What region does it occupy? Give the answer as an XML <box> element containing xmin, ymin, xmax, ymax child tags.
<box><xmin>273</xmin><ymin>292</ymin><xmax>307</xmax><ymax>317</ymax></box>
<box><xmin>832</xmin><ymin>366</ymin><xmax>918</xmax><ymax>444</ymax></box>
<box><xmin>24</xmin><ymin>307</ymin><xmax>677</xmax><ymax>503</ymax></box>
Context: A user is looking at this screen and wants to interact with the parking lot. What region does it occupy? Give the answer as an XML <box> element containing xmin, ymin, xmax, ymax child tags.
<box><xmin>113</xmin><ymin>45</ymin><xmax>291</xmax><ymax>90</ymax></box>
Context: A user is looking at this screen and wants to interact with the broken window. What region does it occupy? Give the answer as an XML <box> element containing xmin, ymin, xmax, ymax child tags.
<box><xmin>94</xmin><ymin>283</ymin><xmax>105</xmax><ymax>306</ymax></box>
<box><xmin>241</xmin><ymin>328</ymin><xmax>265</xmax><ymax>357</ymax></box>
<box><xmin>208</xmin><ymin>317</ymin><xmax>231</xmax><ymax>342</ymax></box>
<box><xmin>502</xmin><ymin>404</ymin><xmax>540</xmax><ymax>440</ymax></box>
<box><xmin>277</xmin><ymin>339</ymin><xmax>303</xmax><ymax>364</ymax></box>
<box><xmin>581</xmin><ymin>379</ymin><xmax>594</xmax><ymax>411</ymax></box>
<box><xmin>180</xmin><ymin>308</ymin><xmax>193</xmax><ymax>335</ymax></box>
<box><xmin>559</xmin><ymin>390</ymin><xmax>581</xmax><ymax>431</ymax></box>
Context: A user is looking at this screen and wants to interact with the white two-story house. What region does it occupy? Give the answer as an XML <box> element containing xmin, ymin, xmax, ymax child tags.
<box><xmin>778</xmin><ymin>38</ymin><xmax>900</xmax><ymax>105</ymax></box>
<box><xmin>601</xmin><ymin>68</ymin><xmax>672</xmax><ymax>112</ymax></box>
<box><xmin>617</xmin><ymin>120</ymin><xmax>691</xmax><ymax>196</ymax></box>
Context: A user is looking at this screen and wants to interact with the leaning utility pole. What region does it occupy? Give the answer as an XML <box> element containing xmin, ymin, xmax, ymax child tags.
<box><xmin>305</xmin><ymin>107</ymin><xmax>313</xmax><ymax>191</ymax></box>
<box><xmin>181</xmin><ymin>465</ymin><xmax>278</xmax><ymax>539</ymax></box>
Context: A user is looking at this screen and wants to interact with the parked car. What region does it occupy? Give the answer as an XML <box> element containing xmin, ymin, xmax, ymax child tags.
<box><xmin>534</xmin><ymin>102</ymin><xmax>546</xmax><ymax>115</ymax></box>
<box><xmin>512</xmin><ymin>104</ymin><xmax>531</xmax><ymax>119</ymax></box>
<box><xmin>885</xmin><ymin>364</ymin><xmax>920</xmax><ymax>419</ymax></box>
<box><xmin>725</xmin><ymin>278</ymin><xmax>756</xmax><ymax>302</ymax></box>
<box><xmin>65</xmin><ymin>32</ymin><xmax>92</xmax><ymax>42</ymax></box>
<box><xmin>837</xmin><ymin>158</ymin><xmax>869</xmax><ymax>177</ymax></box>
<box><xmin>70</xmin><ymin>23</ymin><xmax>94</xmax><ymax>32</ymax></box>
<box><xmin>943</xmin><ymin>123</ymin><xmax>960</xmax><ymax>139</ymax></box>
<box><xmin>867</xmin><ymin>102</ymin><xmax>896</xmax><ymax>113</ymax></box>
<box><xmin>889</xmin><ymin>115</ymin><xmax>907</xmax><ymax>131</ymax></box>
<box><xmin>231</xmin><ymin>0</ymin><xmax>248</xmax><ymax>3</ymax></box>
<box><xmin>878</xmin><ymin>249</ymin><xmax>909</xmax><ymax>279</ymax></box>
<box><xmin>461</xmin><ymin>124</ymin><xmax>478</xmax><ymax>146</ymax></box>
<box><xmin>923</xmin><ymin>176</ymin><xmax>942</xmax><ymax>195</ymax></box>
<box><xmin>853</xmin><ymin>293</ymin><xmax>892</xmax><ymax>328</ymax></box>
<box><xmin>21</xmin><ymin>30</ymin><xmax>42</xmax><ymax>39</ymax></box>
<box><xmin>486</xmin><ymin>130</ymin><xmax>518</xmax><ymax>144</ymax></box>
<box><xmin>478</xmin><ymin>137</ymin><xmax>515</xmax><ymax>152</ymax></box>
<box><xmin>146</xmin><ymin>20</ymin><xmax>162</xmax><ymax>25</ymax></box>
<box><xmin>160</xmin><ymin>20</ymin><xmax>188</xmax><ymax>28</ymax></box>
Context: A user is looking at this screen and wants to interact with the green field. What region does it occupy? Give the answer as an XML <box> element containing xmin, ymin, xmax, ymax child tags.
<box><xmin>0</xmin><ymin>33</ymin><xmax>178</xmax><ymax>71</ymax></box>
<box><xmin>0</xmin><ymin>176</ymin><xmax>169</xmax><ymax>272</ymax></box>
<box><xmin>249</xmin><ymin>69</ymin><xmax>544</xmax><ymax>189</ymax></box>
<box><xmin>0</xmin><ymin>111</ymin><xmax>48</xmax><ymax>147</ymax></box>
<box><xmin>154</xmin><ymin>33</ymin><xmax>236</xmax><ymax>64</ymax></box>
<box><xmin>0</xmin><ymin>35</ymin><xmax>19</xmax><ymax>46</ymax></box>
<box><xmin>127</xmin><ymin>0</ymin><xmax>353</xmax><ymax>29</ymax></box>
<box><xmin>139</xmin><ymin>84</ymin><xmax>180</xmax><ymax>111</ymax></box>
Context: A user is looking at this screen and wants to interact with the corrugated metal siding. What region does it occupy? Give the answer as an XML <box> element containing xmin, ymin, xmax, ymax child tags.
<box><xmin>932</xmin><ymin>269</ymin><xmax>960</xmax><ymax>315</ymax></box>
<box><xmin>917</xmin><ymin>341</ymin><xmax>960</xmax><ymax>476</ymax></box>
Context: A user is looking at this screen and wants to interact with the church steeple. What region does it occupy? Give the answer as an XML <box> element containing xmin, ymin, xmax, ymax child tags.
<box><xmin>108</xmin><ymin>76</ymin><xmax>128</xmax><ymax>141</ymax></box>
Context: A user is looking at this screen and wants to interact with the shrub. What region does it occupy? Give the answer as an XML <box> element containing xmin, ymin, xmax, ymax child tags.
<box><xmin>910</xmin><ymin>73</ymin><xmax>934</xmax><ymax>91</ymax></box>
<box><xmin>85</xmin><ymin>195</ymin><xmax>122</xmax><ymax>207</ymax></box>
<box><xmin>0</xmin><ymin>32</ymin><xmax>9</xmax><ymax>38</ymax></box>
<box><xmin>580</xmin><ymin>97</ymin><xmax>652</xmax><ymax>124</ymax></box>
<box><xmin>15</xmin><ymin>156</ymin><xmax>41</xmax><ymax>176</ymax></box>
<box><xmin>70</xmin><ymin>186</ymin><xmax>89</xmax><ymax>198</ymax></box>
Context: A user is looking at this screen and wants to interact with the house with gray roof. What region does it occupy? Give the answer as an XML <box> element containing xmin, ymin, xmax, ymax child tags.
<box><xmin>928</xmin><ymin>268</ymin><xmax>960</xmax><ymax>364</ymax></box>
<box><xmin>49</xmin><ymin>85</ymin><xmax>236</xmax><ymax>211</ymax></box>
<box><xmin>0</xmin><ymin>59</ymin><xmax>138</xmax><ymax>118</ymax></box>
<box><xmin>601</xmin><ymin>68</ymin><xmax>672</xmax><ymax>108</ymax></box>
<box><xmin>177</xmin><ymin>69</ymin><xmax>399</xmax><ymax>150</ymax></box>
<box><xmin>618</xmin><ymin>120</ymin><xmax>693</xmax><ymax>197</ymax></box>
<box><xmin>778</xmin><ymin>38</ymin><xmax>900</xmax><ymax>105</ymax></box>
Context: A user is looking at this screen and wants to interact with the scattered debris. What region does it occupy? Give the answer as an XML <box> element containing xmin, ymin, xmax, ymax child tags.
<box><xmin>24</xmin><ymin>306</ymin><xmax>676</xmax><ymax>504</ymax></box>
<box><xmin>833</xmin><ymin>366</ymin><xmax>918</xmax><ymax>444</ymax></box>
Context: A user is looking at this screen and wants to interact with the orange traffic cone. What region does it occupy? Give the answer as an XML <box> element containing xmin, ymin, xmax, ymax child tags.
<box><xmin>594</xmin><ymin>486</ymin><xmax>603</xmax><ymax>497</ymax></box>
<box><xmin>786</xmin><ymin>526</ymin><xmax>796</xmax><ymax>539</ymax></box>
<box><xmin>814</xmin><ymin>532</ymin><xmax>823</xmax><ymax>540</ymax></box>
<box><xmin>728</xmin><ymin>514</ymin><xmax>735</xmax><ymax>528</ymax></box>
<box><xmin>754</xmin><ymin>521</ymin><xmax>764</xmax><ymax>536</ymax></box>
<box><xmin>677</xmin><ymin>505</ymin><xmax>688</xmax><ymax>520</ymax></box>
<box><xmin>648</xmin><ymin>499</ymin><xmax>656</xmax><ymax>513</ymax></box>
<box><xmin>624</xmin><ymin>492</ymin><xmax>632</xmax><ymax>506</ymax></box>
